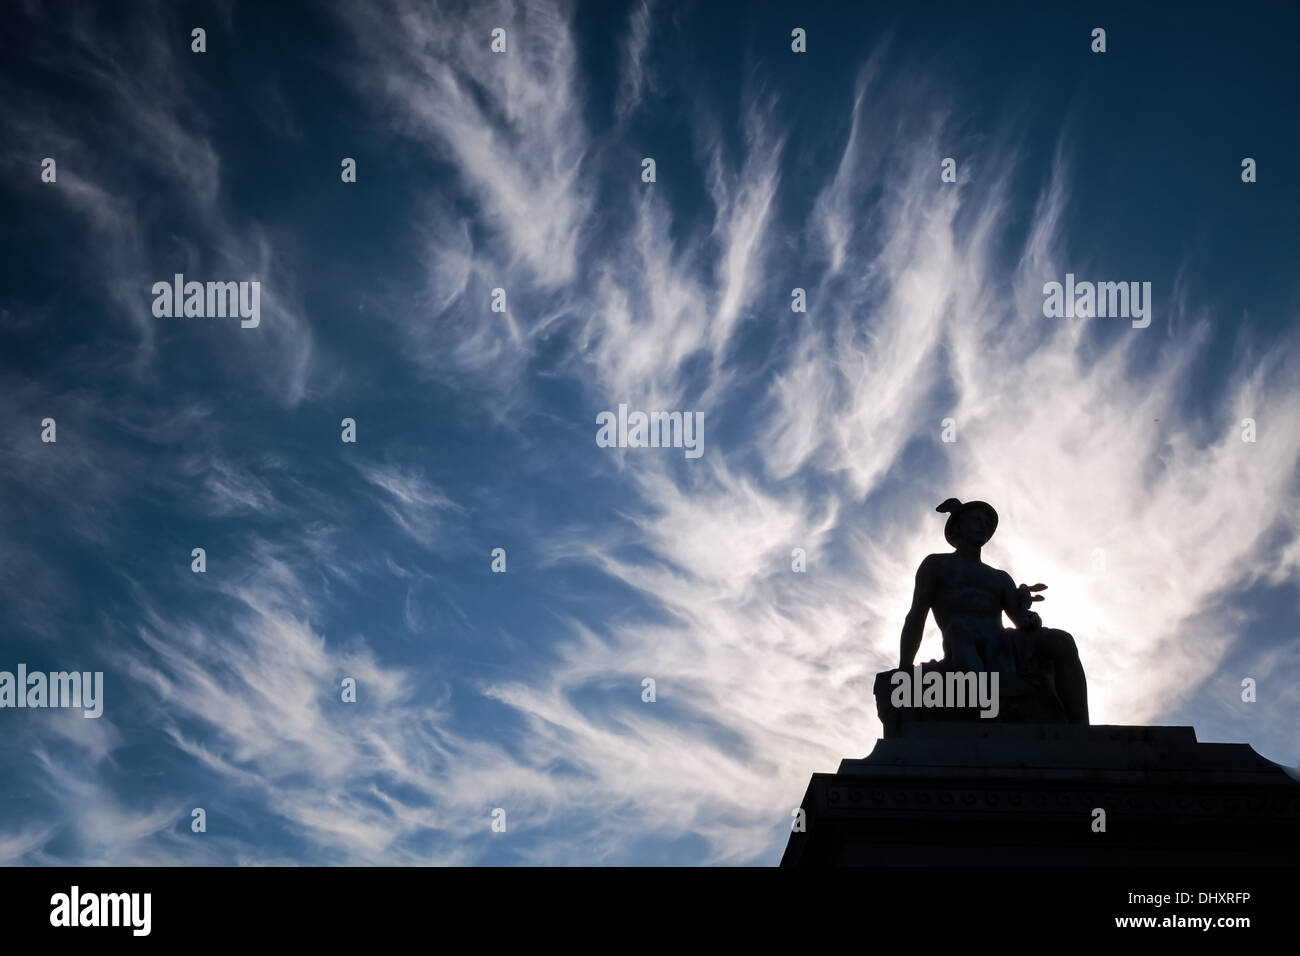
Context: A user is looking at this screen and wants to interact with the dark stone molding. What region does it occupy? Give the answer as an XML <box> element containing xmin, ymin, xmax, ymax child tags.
<box><xmin>781</xmin><ymin>723</ymin><xmax>1300</xmax><ymax>866</ymax></box>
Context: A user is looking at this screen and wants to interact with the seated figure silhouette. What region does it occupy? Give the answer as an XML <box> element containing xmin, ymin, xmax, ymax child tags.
<box><xmin>893</xmin><ymin>498</ymin><xmax>1089</xmax><ymax>725</ymax></box>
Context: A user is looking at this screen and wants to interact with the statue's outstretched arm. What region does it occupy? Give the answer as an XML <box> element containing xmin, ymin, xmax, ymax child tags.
<box><xmin>899</xmin><ymin>557</ymin><xmax>936</xmax><ymax>668</ymax></box>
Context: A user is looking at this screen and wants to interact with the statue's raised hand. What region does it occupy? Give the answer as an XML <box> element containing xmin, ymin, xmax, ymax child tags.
<box><xmin>1016</xmin><ymin>582</ymin><xmax>1047</xmax><ymax>629</ymax></box>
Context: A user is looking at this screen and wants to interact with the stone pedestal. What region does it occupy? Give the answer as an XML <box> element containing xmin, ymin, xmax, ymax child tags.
<box><xmin>781</xmin><ymin>723</ymin><xmax>1300</xmax><ymax>866</ymax></box>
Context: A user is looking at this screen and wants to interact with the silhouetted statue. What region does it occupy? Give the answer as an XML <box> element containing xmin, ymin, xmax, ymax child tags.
<box><xmin>893</xmin><ymin>498</ymin><xmax>1089</xmax><ymax>725</ymax></box>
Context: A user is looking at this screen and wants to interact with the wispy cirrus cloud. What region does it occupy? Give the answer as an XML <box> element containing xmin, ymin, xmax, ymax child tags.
<box><xmin>3</xmin><ymin>1</ymin><xmax>1296</xmax><ymax>870</ymax></box>
<box><xmin>0</xmin><ymin>1</ymin><xmax>318</xmax><ymax>405</ymax></box>
<box><xmin>357</xmin><ymin>463</ymin><xmax>464</xmax><ymax>548</ymax></box>
<box><xmin>333</xmin><ymin>6</ymin><xmax>1300</xmax><ymax>865</ymax></box>
<box><xmin>614</xmin><ymin>0</ymin><xmax>659</xmax><ymax>121</ymax></box>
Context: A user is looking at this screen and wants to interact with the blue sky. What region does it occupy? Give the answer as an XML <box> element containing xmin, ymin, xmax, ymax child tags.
<box><xmin>1</xmin><ymin>0</ymin><xmax>1298</xmax><ymax>865</ymax></box>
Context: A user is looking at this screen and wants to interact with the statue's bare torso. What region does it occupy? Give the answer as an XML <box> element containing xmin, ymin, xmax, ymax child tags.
<box><xmin>913</xmin><ymin>552</ymin><xmax>1024</xmax><ymax>670</ymax></box>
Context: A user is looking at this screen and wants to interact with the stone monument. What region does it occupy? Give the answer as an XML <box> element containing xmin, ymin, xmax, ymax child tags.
<box><xmin>781</xmin><ymin>499</ymin><xmax>1300</xmax><ymax>866</ymax></box>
